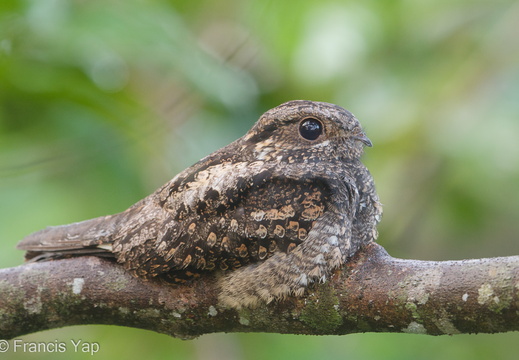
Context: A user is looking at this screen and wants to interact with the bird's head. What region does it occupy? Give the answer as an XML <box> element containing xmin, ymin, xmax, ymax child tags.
<box><xmin>241</xmin><ymin>100</ymin><xmax>372</xmax><ymax>162</ymax></box>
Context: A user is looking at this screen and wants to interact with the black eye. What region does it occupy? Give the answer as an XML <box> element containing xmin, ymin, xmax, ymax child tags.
<box><xmin>299</xmin><ymin>118</ymin><xmax>323</xmax><ymax>140</ymax></box>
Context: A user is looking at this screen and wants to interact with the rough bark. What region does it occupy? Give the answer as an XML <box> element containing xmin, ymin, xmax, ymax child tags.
<box><xmin>0</xmin><ymin>243</ymin><xmax>517</xmax><ymax>340</ymax></box>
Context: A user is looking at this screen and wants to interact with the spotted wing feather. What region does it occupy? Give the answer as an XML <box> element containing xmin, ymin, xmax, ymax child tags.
<box><xmin>112</xmin><ymin>164</ymin><xmax>331</xmax><ymax>278</ymax></box>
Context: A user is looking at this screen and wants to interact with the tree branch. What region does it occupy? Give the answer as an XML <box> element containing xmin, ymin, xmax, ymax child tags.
<box><xmin>1</xmin><ymin>243</ymin><xmax>518</xmax><ymax>339</ymax></box>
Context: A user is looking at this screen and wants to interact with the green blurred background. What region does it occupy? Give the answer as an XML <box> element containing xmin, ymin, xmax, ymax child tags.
<box><xmin>1</xmin><ymin>0</ymin><xmax>518</xmax><ymax>359</ymax></box>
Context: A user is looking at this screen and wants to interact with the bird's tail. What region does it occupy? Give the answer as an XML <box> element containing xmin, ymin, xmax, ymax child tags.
<box><xmin>17</xmin><ymin>214</ymin><xmax>122</xmax><ymax>261</ymax></box>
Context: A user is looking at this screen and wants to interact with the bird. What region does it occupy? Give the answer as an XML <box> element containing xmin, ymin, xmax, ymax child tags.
<box><xmin>17</xmin><ymin>100</ymin><xmax>382</xmax><ymax>309</ymax></box>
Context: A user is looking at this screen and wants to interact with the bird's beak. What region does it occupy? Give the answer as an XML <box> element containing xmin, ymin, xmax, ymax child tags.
<box><xmin>352</xmin><ymin>132</ymin><xmax>373</xmax><ymax>147</ymax></box>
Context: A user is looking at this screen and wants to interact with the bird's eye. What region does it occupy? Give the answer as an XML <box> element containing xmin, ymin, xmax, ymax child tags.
<box><xmin>299</xmin><ymin>118</ymin><xmax>323</xmax><ymax>141</ymax></box>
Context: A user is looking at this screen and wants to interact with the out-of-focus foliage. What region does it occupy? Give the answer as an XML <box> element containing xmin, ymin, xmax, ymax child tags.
<box><xmin>1</xmin><ymin>0</ymin><xmax>518</xmax><ymax>359</ymax></box>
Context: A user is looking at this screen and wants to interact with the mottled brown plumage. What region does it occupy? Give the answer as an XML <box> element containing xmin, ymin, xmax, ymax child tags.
<box><xmin>17</xmin><ymin>100</ymin><xmax>382</xmax><ymax>309</ymax></box>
